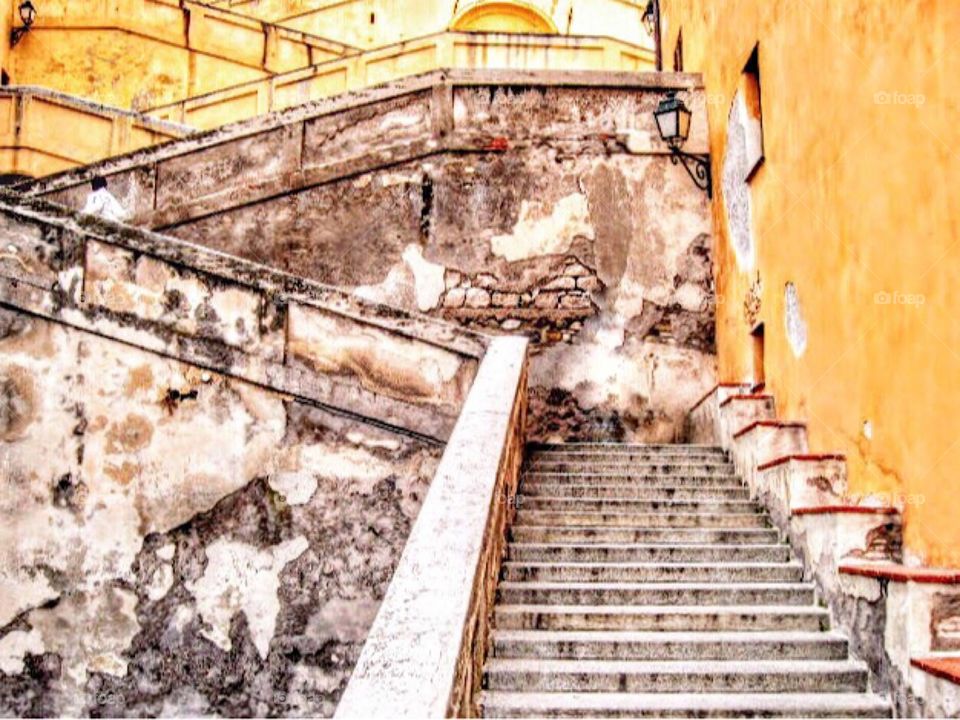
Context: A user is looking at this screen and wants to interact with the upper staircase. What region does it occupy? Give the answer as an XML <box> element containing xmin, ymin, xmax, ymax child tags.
<box><xmin>480</xmin><ymin>443</ymin><xmax>892</xmax><ymax>718</ymax></box>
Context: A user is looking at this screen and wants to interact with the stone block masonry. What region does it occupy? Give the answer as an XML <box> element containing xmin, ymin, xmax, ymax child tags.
<box><xmin>21</xmin><ymin>69</ymin><xmax>718</xmax><ymax>443</ymax></box>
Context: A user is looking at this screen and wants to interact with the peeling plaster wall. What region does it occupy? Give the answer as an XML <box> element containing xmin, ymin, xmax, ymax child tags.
<box><xmin>0</xmin><ymin>311</ymin><xmax>441</xmax><ymax>716</ymax></box>
<box><xmin>27</xmin><ymin>74</ymin><xmax>717</xmax><ymax>442</ymax></box>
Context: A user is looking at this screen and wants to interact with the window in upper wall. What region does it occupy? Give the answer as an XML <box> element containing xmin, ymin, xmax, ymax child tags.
<box><xmin>742</xmin><ymin>44</ymin><xmax>764</xmax><ymax>180</ymax></box>
<box><xmin>673</xmin><ymin>29</ymin><xmax>683</xmax><ymax>71</ymax></box>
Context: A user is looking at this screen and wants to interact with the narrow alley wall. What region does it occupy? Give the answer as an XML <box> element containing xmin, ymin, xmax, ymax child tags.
<box><xmin>659</xmin><ymin>0</ymin><xmax>960</xmax><ymax>565</ymax></box>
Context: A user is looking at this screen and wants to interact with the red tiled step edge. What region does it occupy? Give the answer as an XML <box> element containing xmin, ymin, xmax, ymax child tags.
<box><xmin>840</xmin><ymin>563</ymin><xmax>960</xmax><ymax>584</ymax></box>
<box><xmin>911</xmin><ymin>657</ymin><xmax>960</xmax><ymax>685</ymax></box>
<box><xmin>733</xmin><ymin>420</ymin><xmax>807</xmax><ymax>440</ymax></box>
<box><xmin>689</xmin><ymin>382</ymin><xmax>748</xmax><ymax>412</ymax></box>
<box><xmin>719</xmin><ymin>394</ymin><xmax>775</xmax><ymax>409</ymax></box>
<box><xmin>757</xmin><ymin>453</ymin><xmax>846</xmax><ymax>471</ymax></box>
<box><xmin>793</xmin><ymin>505</ymin><xmax>897</xmax><ymax>517</ymax></box>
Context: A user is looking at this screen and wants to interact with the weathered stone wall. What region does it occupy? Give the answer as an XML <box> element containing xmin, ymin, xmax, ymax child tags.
<box><xmin>0</xmin><ymin>192</ymin><xmax>488</xmax><ymax>715</ymax></box>
<box><xmin>0</xmin><ymin>313</ymin><xmax>441</xmax><ymax>716</ymax></box>
<box><xmin>23</xmin><ymin>70</ymin><xmax>718</xmax><ymax>443</ymax></box>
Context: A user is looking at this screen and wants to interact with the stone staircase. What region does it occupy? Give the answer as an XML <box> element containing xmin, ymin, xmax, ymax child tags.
<box><xmin>479</xmin><ymin>443</ymin><xmax>892</xmax><ymax>718</ymax></box>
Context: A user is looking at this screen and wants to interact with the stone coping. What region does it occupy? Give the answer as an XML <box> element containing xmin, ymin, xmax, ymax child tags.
<box><xmin>688</xmin><ymin>382</ymin><xmax>749</xmax><ymax>413</ymax></box>
<box><xmin>732</xmin><ymin>419</ymin><xmax>807</xmax><ymax>440</ymax></box>
<box><xmin>757</xmin><ymin>453</ymin><xmax>846</xmax><ymax>471</ymax></box>
<box><xmin>18</xmin><ymin>68</ymin><xmax>705</xmax><ymax>196</ymax></box>
<box><xmin>718</xmin><ymin>393</ymin><xmax>774</xmax><ymax>409</ymax></box>
<box><xmin>0</xmin><ymin>86</ymin><xmax>195</xmax><ymax>135</ymax></box>
<box><xmin>0</xmin><ymin>189</ymin><xmax>488</xmax><ymax>360</ymax></box>
<box><xmin>840</xmin><ymin>563</ymin><xmax>960</xmax><ymax>584</ymax></box>
<box><xmin>335</xmin><ymin>336</ymin><xmax>528</xmax><ymax>718</ymax></box>
<box><xmin>911</xmin><ymin>656</ymin><xmax>960</xmax><ymax>685</ymax></box>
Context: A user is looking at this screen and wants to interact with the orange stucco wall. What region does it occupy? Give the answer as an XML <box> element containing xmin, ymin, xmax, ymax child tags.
<box><xmin>659</xmin><ymin>0</ymin><xmax>960</xmax><ymax>565</ymax></box>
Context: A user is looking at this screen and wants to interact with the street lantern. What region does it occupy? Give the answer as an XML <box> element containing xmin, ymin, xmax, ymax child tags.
<box><xmin>653</xmin><ymin>91</ymin><xmax>712</xmax><ymax>197</ymax></box>
<box><xmin>11</xmin><ymin>1</ymin><xmax>37</xmax><ymax>47</ymax></box>
<box><xmin>654</xmin><ymin>91</ymin><xmax>692</xmax><ymax>148</ymax></box>
<box><xmin>641</xmin><ymin>0</ymin><xmax>656</xmax><ymax>37</ymax></box>
<box><xmin>19</xmin><ymin>0</ymin><xmax>37</xmax><ymax>26</ymax></box>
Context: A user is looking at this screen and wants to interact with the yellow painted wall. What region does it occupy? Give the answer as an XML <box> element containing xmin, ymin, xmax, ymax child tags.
<box><xmin>209</xmin><ymin>0</ymin><xmax>653</xmax><ymax>50</ymax></box>
<box><xmin>659</xmin><ymin>0</ymin><xmax>960</xmax><ymax>566</ymax></box>
<box><xmin>3</xmin><ymin>0</ymin><xmax>345</xmax><ymax>109</ymax></box>
<box><xmin>0</xmin><ymin>88</ymin><xmax>191</xmax><ymax>177</ymax></box>
<box><xmin>148</xmin><ymin>32</ymin><xmax>655</xmax><ymax>128</ymax></box>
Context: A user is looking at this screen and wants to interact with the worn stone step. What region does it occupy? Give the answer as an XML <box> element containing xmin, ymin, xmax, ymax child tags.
<box><xmin>520</xmin><ymin>497</ymin><xmax>760</xmax><ymax>514</ymax></box>
<box><xmin>490</xmin><ymin>629</ymin><xmax>850</xmax><ymax>661</ymax></box>
<box><xmin>530</xmin><ymin>451</ymin><xmax>730</xmax><ymax>463</ymax></box>
<box><xmin>529</xmin><ymin>462</ymin><xmax>735</xmax><ymax>474</ymax></box>
<box><xmin>522</xmin><ymin>472</ymin><xmax>743</xmax><ymax>486</ymax></box>
<box><xmin>510</xmin><ymin>526</ymin><xmax>781</xmax><ymax>545</ymax></box>
<box><xmin>529</xmin><ymin>443</ymin><xmax>726</xmax><ymax>454</ymax></box>
<box><xmin>520</xmin><ymin>483</ymin><xmax>750</xmax><ymax>500</ymax></box>
<box><xmin>479</xmin><ymin>691</ymin><xmax>892</xmax><ymax>718</ymax></box>
<box><xmin>497</xmin><ymin>581</ymin><xmax>814</xmax><ymax>606</ymax></box>
<box><xmin>484</xmin><ymin>658</ymin><xmax>869</xmax><ymax>693</ymax></box>
<box><xmin>502</xmin><ymin>561</ymin><xmax>805</xmax><ymax>583</ymax></box>
<box><xmin>515</xmin><ymin>510</ymin><xmax>771</xmax><ymax>528</ymax></box>
<box><xmin>494</xmin><ymin>604</ymin><xmax>831</xmax><ymax>632</ymax></box>
<box><xmin>507</xmin><ymin>543</ymin><xmax>790</xmax><ymax>563</ymax></box>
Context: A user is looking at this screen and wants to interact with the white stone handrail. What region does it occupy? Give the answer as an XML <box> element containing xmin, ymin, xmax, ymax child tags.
<box><xmin>335</xmin><ymin>335</ymin><xmax>529</xmax><ymax>718</ymax></box>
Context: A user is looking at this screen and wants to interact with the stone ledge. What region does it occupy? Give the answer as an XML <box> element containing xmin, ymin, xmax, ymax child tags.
<box><xmin>733</xmin><ymin>420</ymin><xmax>807</xmax><ymax>440</ymax></box>
<box><xmin>911</xmin><ymin>656</ymin><xmax>960</xmax><ymax>685</ymax></box>
<box><xmin>840</xmin><ymin>563</ymin><xmax>960</xmax><ymax>584</ymax></box>
<box><xmin>718</xmin><ymin>393</ymin><xmax>775</xmax><ymax>408</ymax></box>
<box><xmin>793</xmin><ymin>505</ymin><xmax>897</xmax><ymax>516</ymax></box>
<box><xmin>757</xmin><ymin>453</ymin><xmax>846</xmax><ymax>471</ymax></box>
<box><xmin>335</xmin><ymin>336</ymin><xmax>529</xmax><ymax>718</ymax></box>
<box><xmin>689</xmin><ymin>382</ymin><xmax>748</xmax><ymax>413</ymax></box>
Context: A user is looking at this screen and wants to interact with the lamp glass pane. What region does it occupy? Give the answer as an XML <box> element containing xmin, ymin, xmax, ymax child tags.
<box><xmin>655</xmin><ymin>109</ymin><xmax>677</xmax><ymax>141</ymax></box>
<box><xmin>677</xmin><ymin>106</ymin><xmax>691</xmax><ymax>141</ymax></box>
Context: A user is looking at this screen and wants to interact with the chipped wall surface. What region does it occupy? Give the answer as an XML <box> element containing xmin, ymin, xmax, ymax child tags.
<box><xmin>0</xmin><ymin>315</ymin><xmax>441</xmax><ymax>715</ymax></box>
<box><xmin>0</xmin><ymin>194</ymin><xmax>475</xmax><ymax>714</ymax></box>
<box><xmin>24</xmin><ymin>71</ymin><xmax>718</xmax><ymax>442</ymax></box>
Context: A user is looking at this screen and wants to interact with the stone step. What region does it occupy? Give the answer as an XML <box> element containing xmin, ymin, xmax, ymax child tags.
<box><xmin>483</xmin><ymin>658</ymin><xmax>869</xmax><ymax>693</ymax></box>
<box><xmin>529</xmin><ymin>462</ymin><xmax>735</xmax><ymax>474</ymax></box>
<box><xmin>520</xmin><ymin>483</ymin><xmax>750</xmax><ymax>500</ymax></box>
<box><xmin>479</xmin><ymin>691</ymin><xmax>892</xmax><ymax>718</ymax></box>
<box><xmin>510</xmin><ymin>526</ymin><xmax>781</xmax><ymax>545</ymax></box>
<box><xmin>501</xmin><ymin>561</ymin><xmax>805</xmax><ymax>584</ymax></box>
<box><xmin>515</xmin><ymin>510</ymin><xmax>771</xmax><ymax>528</ymax></box>
<box><xmin>497</xmin><ymin>581</ymin><xmax>814</xmax><ymax>606</ymax></box>
<box><xmin>490</xmin><ymin>629</ymin><xmax>850</xmax><ymax>661</ymax></box>
<box><xmin>530</xmin><ymin>451</ymin><xmax>730</xmax><ymax>463</ymax></box>
<box><xmin>494</xmin><ymin>604</ymin><xmax>831</xmax><ymax>632</ymax></box>
<box><xmin>529</xmin><ymin>443</ymin><xmax>726</xmax><ymax>454</ymax></box>
<box><xmin>522</xmin><ymin>472</ymin><xmax>743</xmax><ymax>486</ymax></box>
<box><xmin>507</xmin><ymin>543</ymin><xmax>790</xmax><ymax>563</ymax></box>
<box><xmin>520</xmin><ymin>497</ymin><xmax>760</xmax><ymax>514</ymax></box>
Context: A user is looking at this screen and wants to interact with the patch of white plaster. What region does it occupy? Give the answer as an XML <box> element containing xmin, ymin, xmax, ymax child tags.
<box><xmin>784</xmin><ymin>282</ymin><xmax>808</xmax><ymax>357</ymax></box>
<box><xmin>269</xmin><ymin>472</ymin><xmax>318</xmax><ymax>506</ymax></box>
<box><xmin>0</xmin><ymin>629</ymin><xmax>45</xmax><ymax>674</ymax></box>
<box><xmin>491</xmin><ymin>193</ymin><xmax>595</xmax><ymax>262</ymax></box>
<box><xmin>345</xmin><ymin>430</ymin><xmax>402</xmax><ymax>452</ymax></box>
<box><xmin>401</xmin><ymin>245</ymin><xmax>446</xmax><ymax>312</ymax></box>
<box><xmin>156</xmin><ymin>543</ymin><xmax>176</xmax><ymax>561</ymax></box>
<box><xmin>145</xmin><ymin>562</ymin><xmax>174</xmax><ymax>602</ymax></box>
<box><xmin>189</xmin><ymin>536</ymin><xmax>309</xmax><ymax>660</ymax></box>
<box><xmin>27</xmin><ymin>585</ymin><xmax>141</xmax><ymax>692</ymax></box>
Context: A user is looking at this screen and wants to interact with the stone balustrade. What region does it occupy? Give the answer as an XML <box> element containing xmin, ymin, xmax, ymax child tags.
<box><xmin>335</xmin><ymin>335</ymin><xmax>528</xmax><ymax>718</ymax></box>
